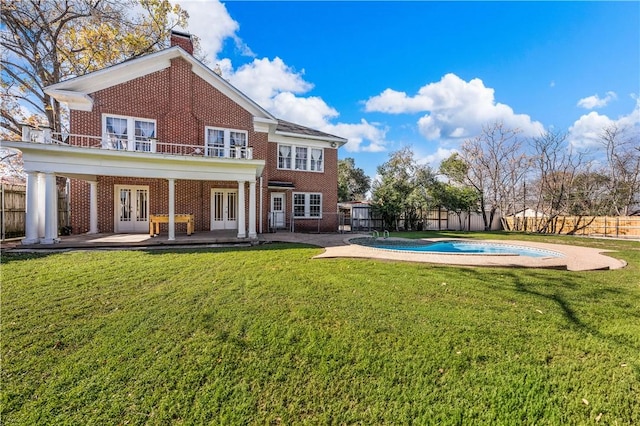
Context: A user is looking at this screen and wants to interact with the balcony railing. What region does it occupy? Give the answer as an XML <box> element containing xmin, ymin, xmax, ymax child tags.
<box><xmin>20</xmin><ymin>126</ymin><xmax>254</xmax><ymax>160</ymax></box>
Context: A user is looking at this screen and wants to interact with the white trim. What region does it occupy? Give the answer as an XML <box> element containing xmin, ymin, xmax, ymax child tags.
<box><xmin>273</xmin><ymin>130</ymin><xmax>347</xmax><ymax>145</ymax></box>
<box><xmin>5</xmin><ymin>141</ymin><xmax>265</xmax><ymax>181</ymax></box>
<box><xmin>269</xmin><ymin>132</ymin><xmax>342</xmax><ymax>148</ymax></box>
<box><xmin>45</xmin><ymin>89</ymin><xmax>93</xmax><ymax>111</ymax></box>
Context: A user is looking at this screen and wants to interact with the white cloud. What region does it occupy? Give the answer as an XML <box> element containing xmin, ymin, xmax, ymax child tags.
<box><xmin>577</xmin><ymin>91</ymin><xmax>617</xmax><ymax>110</ymax></box>
<box><xmin>173</xmin><ymin>0</ymin><xmax>389</xmax><ymax>152</ymax></box>
<box><xmin>325</xmin><ymin>120</ymin><xmax>388</xmax><ymax>153</ymax></box>
<box><xmin>172</xmin><ymin>0</ymin><xmax>245</xmax><ymax>63</ymax></box>
<box><xmin>227</xmin><ymin>57</ymin><xmax>313</xmax><ymax>106</ymax></box>
<box><xmin>421</xmin><ymin>147</ymin><xmax>458</xmax><ymax>169</ymax></box>
<box><xmin>365</xmin><ymin>73</ymin><xmax>544</xmax><ymax>142</ymax></box>
<box><xmin>569</xmin><ymin>96</ymin><xmax>640</xmax><ymax>149</ymax></box>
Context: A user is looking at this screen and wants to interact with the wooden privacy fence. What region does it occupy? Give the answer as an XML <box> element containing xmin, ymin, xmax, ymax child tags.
<box><xmin>502</xmin><ymin>216</ymin><xmax>640</xmax><ymax>238</ymax></box>
<box><xmin>1</xmin><ymin>183</ymin><xmax>69</xmax><ymax>240</ymax></box>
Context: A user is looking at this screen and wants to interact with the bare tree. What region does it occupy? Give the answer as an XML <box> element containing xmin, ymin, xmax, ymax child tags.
<box><xmin>458</xmin><ymin>122</ymin><xmax>527</xmax><ymax>230</ymax></box>
<box><xmin>528</xmin><ymin>130</ymin><xmax>589</xmax><ymax>232</ymax></box>
<box><xmin>600</xmin><ymin>124</ymin><xmax>640</xmax><ymax>215</ymax></box>
<box><xmin>1</xmin><ymin>0</ymin><xmax>188</xmax><ymax>137</ymax></box>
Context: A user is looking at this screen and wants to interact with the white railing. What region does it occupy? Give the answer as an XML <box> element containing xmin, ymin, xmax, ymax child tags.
<box><xmin>20</xmin><ymin>127</ymin><xmax>253</xmax><ymax>160</ymax></box>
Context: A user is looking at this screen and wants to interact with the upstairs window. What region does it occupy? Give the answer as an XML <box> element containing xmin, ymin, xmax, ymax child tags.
<box><xmin>295</xmin><ymin>147</ymin><xmax>308</xmax><ymax>170</ymax></box>
<box><xmin>206</xmin><ymin>127</ymin><xmax>248</xmax><ymax>158</ymax></box>
<box><xmin>310</xmin><ymin>148</ymin><xmax>323</xmax><ymax>171</ymax></box>
<box><xmin>278</xmin><ymin>145</ymin><xmax>292</xmax><ymax>169</ymax></box>
<box><xmin>278</xmin><ymin>144</ymin><xmax>324</xmax><ymax>172</ymax></box>
<box><xmin>103</xmin><ymin>115</ymin><xmax>155</xmax><ymax>152</ymax></box>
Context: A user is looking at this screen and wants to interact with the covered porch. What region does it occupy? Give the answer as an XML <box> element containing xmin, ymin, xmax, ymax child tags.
<box><xmin>4</xmin><ymin>129</ymin><xmax>265</xmax><ymax>245</ymax></box>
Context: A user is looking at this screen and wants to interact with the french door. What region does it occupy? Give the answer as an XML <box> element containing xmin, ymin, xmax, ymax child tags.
<box><xmin>211</xmin><ymin>189</ymin><xmax>238</xmax><ymax>230</ymax></box>
<box><xmin>115</xmin><ymin>185</ymin><xmax>149</xmax><ymax>233</ymax></box>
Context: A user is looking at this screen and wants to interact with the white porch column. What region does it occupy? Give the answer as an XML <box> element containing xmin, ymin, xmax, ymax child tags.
<box><xmin>40</xmin><ymin>172</ymin><xmax>59</xmax><ymax>244</ymax></box>
<box><xmin>37</xmin><ymin>173</ymin><xmax>45</xmax><ymax>238</ymax></box>
<box><xmin>168</xmin><ymin>178</ymin><xmax>175</xmax><ymax>241</ymax></box>
<box><xmin>237</xmin><ymin>180</ymin><xmax>246</xmax><ymax>238</ymax></box>
<box><xmin>88</xmin><ymin>181</ymin><xmax>98</xmax><ymax>234</ymax></box>
<box><xmin>22</xmin><ymin>171</ymin><xmax>40</xmax><ymax>244</ymax></box>
<box><xmin>248</xmin><ymin>180</ymin><xmax>257</xmax><ymax>238</ymax></box>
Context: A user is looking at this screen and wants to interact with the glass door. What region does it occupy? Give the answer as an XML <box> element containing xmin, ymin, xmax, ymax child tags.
<box><xmin>211</xmin><ymin>189</ymin><xmax>238</xmax><ymax>230</ymax></box>
<box><xmin>115</xmin><ymin>185</ymin><xmax>149</xmax><ymax>233</ymax></box>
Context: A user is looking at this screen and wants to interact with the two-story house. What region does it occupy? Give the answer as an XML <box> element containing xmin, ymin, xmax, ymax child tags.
<box><xmin>6</xmin><ymin>31</ymin><xmax>347</xmax><ymax>244</ymax></box>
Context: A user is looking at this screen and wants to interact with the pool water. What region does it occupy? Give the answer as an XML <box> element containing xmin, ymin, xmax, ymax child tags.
<box><xmin>369</xmin><ymin>240</ymin><xmax>564</xmax><ymax>258</ymax></box>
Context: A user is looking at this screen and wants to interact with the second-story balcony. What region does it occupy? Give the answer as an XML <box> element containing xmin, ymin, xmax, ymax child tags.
<box><xmin>21</xmin><ymin>126</ymin><xmax>254</xmax><ymax>160</ymax></box>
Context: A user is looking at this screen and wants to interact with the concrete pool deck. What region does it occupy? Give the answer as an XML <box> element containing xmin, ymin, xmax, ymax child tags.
<box><xmin>263</xmin><ymin>233</ymin><xmax>628</xmax><ymax>272</ymax></box>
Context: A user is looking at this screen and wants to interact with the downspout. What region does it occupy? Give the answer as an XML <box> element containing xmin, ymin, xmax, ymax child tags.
<box><xmin>259</xmin><ymin>176</ymin><xmax>263</xmax><ymax>234</ymax></box>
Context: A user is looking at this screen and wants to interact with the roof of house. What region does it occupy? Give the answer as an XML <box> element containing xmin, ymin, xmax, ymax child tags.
<box><xmin>275</xmin><ymin>120</ymin><xmax>347</xmax><ymax>144</ymax></box>
<box><xmin>45</xmin><ymin>46</ymin><xmax>277</xmax><ymax>121</ymax></box>
<box><xmin>45</xmin><ymin>45</ymin><xmax>348</xmax><ymax>146</ymax></box>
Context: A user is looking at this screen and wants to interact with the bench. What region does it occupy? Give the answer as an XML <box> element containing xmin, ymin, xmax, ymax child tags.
<box><xmin>149</xmin><ymin>214</ymin><xmax>194</xmax><ymax>236</ymax></box>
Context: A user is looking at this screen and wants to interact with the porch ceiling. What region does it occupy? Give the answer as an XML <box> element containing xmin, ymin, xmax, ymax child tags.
<box><xmin>4</xmin><ymin>141</ymin><xmax>265</xmax><ymax>182</ymax></box>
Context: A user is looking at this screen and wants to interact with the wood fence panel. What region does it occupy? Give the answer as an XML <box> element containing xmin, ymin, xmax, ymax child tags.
<box><xmin>1</xmin><ymin>184</ymin><xmax>70</xmax><ymax>240</ymax></box>
<box><xmin>502</xmin><ymin>216</ymin><xmax>640</xmax><ymax>238</ymax></box>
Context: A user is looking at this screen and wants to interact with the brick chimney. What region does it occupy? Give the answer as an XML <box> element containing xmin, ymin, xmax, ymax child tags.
<box><xmin>170</xmin><ymin>30</ymin><xmax>193</xmax><ymax>55</ymax></box>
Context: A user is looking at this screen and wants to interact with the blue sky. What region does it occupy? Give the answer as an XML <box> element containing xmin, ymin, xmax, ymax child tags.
<box><xmin>179</xmin><ymin>1</ymin><xmax>639</xmax><ymax>178</ymax></box>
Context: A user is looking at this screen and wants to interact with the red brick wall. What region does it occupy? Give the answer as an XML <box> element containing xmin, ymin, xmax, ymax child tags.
<box><xmin>67</xmin><ymin>56</ymin><xmax>339</xmax><ymax>234</ymax></box>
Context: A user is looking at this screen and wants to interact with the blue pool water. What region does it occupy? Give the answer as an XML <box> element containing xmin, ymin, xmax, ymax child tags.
<box><xmin>367</xmin><ymin>240</ymin><xmax>563</xmax><ymax>258</ymax></box>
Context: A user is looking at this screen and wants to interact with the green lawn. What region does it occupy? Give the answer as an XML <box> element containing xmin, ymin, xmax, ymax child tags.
<box><xmin>2</xmin><ymin>232</ymin><xmax>639</xmax><ymax>425</ymax></box>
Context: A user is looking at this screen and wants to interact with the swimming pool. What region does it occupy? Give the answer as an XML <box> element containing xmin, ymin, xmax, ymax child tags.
<box><xmin>353</xmin><ymin>239</ymin><xmax>564</xmax><ymax>258</ymax></box>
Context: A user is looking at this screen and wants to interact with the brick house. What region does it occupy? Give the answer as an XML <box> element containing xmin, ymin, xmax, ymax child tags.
<box><xmin>7</xmin><ymin>31</ymin><xmax>347</xmax><ymax>244</ymax></box>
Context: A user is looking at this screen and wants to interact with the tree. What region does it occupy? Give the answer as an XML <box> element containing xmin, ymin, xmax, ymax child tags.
<box><xmin>528</xmin><ymin>130</ymin><xmax>584</xmax><ymax>231</ymax></box>
<box><xmin>599</xmin><ymin>124</ymin><xmax>640</xmax><ymax>216</ymax></box>
<box><xmin>337</xmin><ymin>157</ymin><xmax>370</xmax><ymax>202</ymax></box>
<box><xmin>454</xmin><ymin>122</ymin><xmax>528</xmax><ymax>230</ymax></box>
<box><xmin>1</xmin><ymin>0</ymin><xmax>188</xmax><ymax>138</ymax></box>
<box><xmin>371</xmin><ymin>147</ymin><xmax>435</xmax><ymax>231</ymax></box>
<box><xmin>430</xmin><ymin>181</ymin><xmax>479</xmax><ymax>230</ymax></box>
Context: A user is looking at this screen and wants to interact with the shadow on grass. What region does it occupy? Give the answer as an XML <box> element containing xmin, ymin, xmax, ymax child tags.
<box><xmin>0</xmin><ymin>242</ymin><xmax>318</xmax><ymax>265</ymax></box>
<box><xmin>502</xmin><ymin>268</ymin><xmax>640</xmax><ymax>353</ymax></box>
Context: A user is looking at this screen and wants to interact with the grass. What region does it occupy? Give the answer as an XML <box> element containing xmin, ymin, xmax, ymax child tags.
<box><xmin>1</xmin><ymin>232</ymin><xmax>639</xmax><ymax>424</ymax></box>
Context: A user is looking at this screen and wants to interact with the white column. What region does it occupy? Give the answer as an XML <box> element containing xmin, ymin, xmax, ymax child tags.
<box><xmin>168</xmin><ymin>178</ymin><xmax>175</xmax><ymax>241</ymax></box>
<box><xmin>37</xmin><ymin>173</ymin><xmax>45</xmax><ymax>238</ymax></box>
<box><xmin>237</xmin><ymin>180</ymin><xmax>246</xmax><ymax>238</ymax></box>
<box><xmin>22</xmin><ymin>171</ymin><xmax>40</xmax><ymax>244</ymax></box>
<box><xmin>248</xmin><ymin>180</ymin><xmax>257</xmax><ymax>238</ymax></box>
<box><xmin>40</xmin><ymin>172</ymin><xmax>59</xmax><ymax>244</ymax></box>
<box><xmin>88</xmin><ymin>181</ymin><xmax>98</xmax><ymax>234</ymax></box>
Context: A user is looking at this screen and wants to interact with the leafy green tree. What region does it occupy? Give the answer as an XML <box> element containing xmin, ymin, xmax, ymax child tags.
<box><xmin>338</xmin><ymin>158</ymin><xmax>371</xmax><ymax>202</ymax></box>
<box><xmin>1</xmin><ymin>0</ymin><xmax>188</xmax><ymax>137</ymax></box>
<box><xmin>371</xmin><ymin>147</ymin><xmax>435</xmax><ymax>230</ymax></box>
<box><xmin>430</xmin><ymin>182</ymin><xmax>479</xmax><ymax>230</ymax></box>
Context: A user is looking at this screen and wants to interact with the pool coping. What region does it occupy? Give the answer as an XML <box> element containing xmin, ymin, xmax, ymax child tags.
<box><xmin>313</xmin><ymin>236</ymin><xmax>627</xmax><ymax>271</ymax></box>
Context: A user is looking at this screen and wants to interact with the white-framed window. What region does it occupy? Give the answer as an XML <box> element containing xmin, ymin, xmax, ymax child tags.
<box><xmin>278</xmin><ymin>144</ymin><xmax>324</xmax><ymax>172</ymax></box>
<box><xmin>206</xmin><ymin>127</ymin><xmax>248</xmax><ymax>158</ymax></box>
<box><xmin>293</xmin><ymin>192</ymin><xmax>322</xmax><ymax>218</ymax></box>
<box><xmin>278</xmin><ymin>145</ymin><xmax>292</xmax><ymax>169</ymax></box>
<box><xmin>310</xmin><ymin>148</ymin><xmax>323</xmax><ymax>171</ymax></box>
<box><xmin>103</xmin><ymin>114</ymin><xmax>156</xmax><ymax>152</ymax></box>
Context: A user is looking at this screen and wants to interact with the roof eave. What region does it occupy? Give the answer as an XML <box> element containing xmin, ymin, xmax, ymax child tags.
<box><xmin>274</xmin><ymin>130</ymin><xmax>348</xmax><ymax>145</ymax></box>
